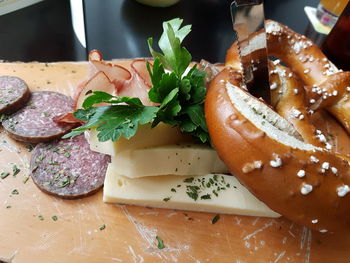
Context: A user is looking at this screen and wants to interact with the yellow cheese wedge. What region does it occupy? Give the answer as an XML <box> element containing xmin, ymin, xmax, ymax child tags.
<box><xmin>87</xmin><ymin>123</ymin><xmax>192</xmax><ymax>156</ymax></box>
<box><xmin>110</xmin><ymin>144</ymin><xmax>229</xmax><ymax>178</ymax></box>
<box><xmin>103</xmin><ymin>164</ymin><xmax>281</xmax><ymax>218</ymax></box>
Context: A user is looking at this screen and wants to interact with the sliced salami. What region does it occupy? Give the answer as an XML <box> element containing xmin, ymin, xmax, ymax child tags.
<box><xmin>30</xmin><ymin>134</ymin><xmax>111</xmax><ymax>199</ymax></box>
<box><xmin>0</xmin><ymin>76</ymin><xmax>30</xmax><ymax>114</ymax></box>
<box><xmin>3</xmin><ymin>91</ymin><xmax>76</xmax><ymax>143</ymax></box>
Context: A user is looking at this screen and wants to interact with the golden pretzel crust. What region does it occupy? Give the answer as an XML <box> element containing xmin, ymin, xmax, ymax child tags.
<box><xmin>213</xmin><ymin>20</ymin><xmax>350</xmax><ymax>232</ymax></box>
<box><xmin>205</xmin><ymin>68</ymin><xmax>350</xmax><ymax>232</ymax></box>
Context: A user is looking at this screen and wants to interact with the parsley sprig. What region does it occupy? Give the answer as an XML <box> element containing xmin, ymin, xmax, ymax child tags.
<box><xmin>64</xmin><ymin>93</ymin><xmax>158</xmax><ymax>142</ymax></box>
<box><xmin>64</xmin><ymin>18</ymin><xmax>209</xmax><ymax>143</ymax></box>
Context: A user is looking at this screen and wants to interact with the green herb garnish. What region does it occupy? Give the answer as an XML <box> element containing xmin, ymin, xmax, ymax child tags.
<box><xmin>183</xmin><ymin>177</ymin><xmax>194</xmax><ymax>183</ymax></box>
<box><xmin>11</xmin><ymin>189</ymin><xmax>19</xmax><ymax>195</ymax></box>
<box><xmin>63</xmin><ymin>95</ymin><xmax>158</xmax><ymax>142</ymax></box>
<box><xmin>23</xmin><ymin>176</ymin><xmax>30</xmax><ymax>184</ymax></box>
<box><xmin>12</xmin><ymin>165</ymin><xmax>20</xmax><ymax>176</ymax></box>
<box><xmin>37</xmin><ymin>154</ymin><xmax>45</xmax><ymax>161</ymax></box>
<box><xmin>63</xmin><ymin>18</ymin><xmax>209</xmax><ymax>144</ymax></box>
<box><xmin>1</xmin><ymin>172</ymin><xmax>10</xmax><ymax>179</ymax></box>
<box><xmin>99</xmin><ymin>224</ymin><xmax>106</xmax><ymax>231</ymax></box>
<box><xmin>38</xmin><ymin>215</ymin><xmax>44</xmax><ymax>221</ymax></box>
<box><xmin>163</xmin><ymin>197</ymin><xmax>171</xmax><ymax>202</ymax></box>
<box><xmin>51</xmin><ymin>215</ymin><xmax>58</xmax><ymax>221</ymax></box>
<box><xmin>200</xmin><ymin>194</ymin><xmax>211</xmax><ymax>200</ymax></box>
<box><xmin>0</xmin><ymin>114</ymin><xmax>8</xmax><ymax>122</ymax></box>
<box><xmin>156</xmin><ymin>236</ymin><xmax>165</xmax><ymax>249</ymax></box>
<box><xmin>26</xmin><ymin>145</ymin><xmax>33</xmax><ymax>152</ymax></box>
<box><xmin>211</xmin><ymin>214</ymin><xmax>220</xmax><ymax>224</ymax></box>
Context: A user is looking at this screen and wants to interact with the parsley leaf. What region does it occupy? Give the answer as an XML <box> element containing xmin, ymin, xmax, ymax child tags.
<box><xmin>63</xmin><ymin>92</ymin><xmax>158</xmax><ymax>142</ymax></box>
<box><xmin>156</xmin><ymin>236</ymin><xmax>165</xmax><ymax>249</ymax></box>
<box><xmin>211</xmin><ymin>214</ymin><xmax>220</xmax><ymax>224</ymax></box>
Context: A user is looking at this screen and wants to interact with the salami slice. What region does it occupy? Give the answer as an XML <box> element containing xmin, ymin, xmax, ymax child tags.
<box><xmin>30</xmin><ymin>134</ymin><xmax>111</xmax><ymax>199</ymax></box>
<box><xmin>0</xmin><ymin>76</ymin><xmax>30</xmax><ymax>114</ymax></box>
<box><xmin>3</xmin><ymin>91</ymin><xmax>76</xmax><ymax>143</ymax></box>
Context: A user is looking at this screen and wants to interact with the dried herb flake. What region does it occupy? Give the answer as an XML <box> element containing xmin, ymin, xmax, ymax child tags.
<box><xmin>211</xmin><ymin>214</ymin><xmax>220</xmax><ymax>224</ymax></box>
<box><xmin>156</xmin><ymin>236</ymin><xmax>165</xmax><ymax>249</ymax></box>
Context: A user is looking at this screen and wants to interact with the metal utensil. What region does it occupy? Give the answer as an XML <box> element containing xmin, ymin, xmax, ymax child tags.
<box><xmin>230</xmin><ymin>0</ymin><xmax>271</xmax><ymax>104</ymax></box>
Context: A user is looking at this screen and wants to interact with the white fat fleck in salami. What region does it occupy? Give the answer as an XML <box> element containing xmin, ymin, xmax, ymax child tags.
<box><xmin>30</xmin><ymin>134</ymin><xmax>111</xmax><ymax>199</ymax></box>
<box><xmin>0</xmin><ymin>76</ymin><xmax>30</xmax><ymax>114</ymax></box>
<box><xmin>3</xmin><ymin>91</ymin><xmax>76</xmax><ymax>143</ymax></box>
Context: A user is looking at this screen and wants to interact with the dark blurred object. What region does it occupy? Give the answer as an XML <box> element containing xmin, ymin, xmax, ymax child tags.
<box><xmin>84</xmin><ymin>0</ymin><xmax>234</xmax><ymax>63</ymax></box>
<box><xmin>321</xmin><ymin>1</ymin><xmax>350</xmax><ymax>71</ymax></box>
<box><xmin>0</xmin><ymin>0</ymin><xmax>321</xmax><ymax>62</ymax></box>
<box><xmin>84</xmin><ymin>0</ymin><xmax>319</xmax><ymax>63</ymax></box>
<box><xmin>0</xmin><ymin>0</ymin><xmax>85</xmax><ymax>62</ymax></box>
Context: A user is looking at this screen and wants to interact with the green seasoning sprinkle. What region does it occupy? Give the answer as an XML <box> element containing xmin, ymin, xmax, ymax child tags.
<box><xmin>38</xmin><ymin>215</ymin><xmax>44</xmax><ymax>221</ymax></box>
<box><xmin>26</xmin><ymin>145</ymin><xmax>33</xmax><ymax>152</ymax></box>
<box><xmin>163</xmin><ymin>197</ymin><xmax>171</xmax><ymax>202</ymax></box>
<box><xmin>37</xmin><ymin>154</ymin><xmax>45</xmax><ymax>161</ymax></box>
<box><xmin>186</xmin><ymin>191</ymin><xmax>198</xmax><ymax>201</ymax></box>
<box><xmin>51</xmin><ymin>215</ymin><xmax>58</xmax><ymax>221</ymax></box>
<box><xmin>48</xmin><ymin>161</ymin><xmax>59</xmax><ymax>165</ymax></box>
<box><xmin>6</xmin><ymin>205</ymin><xmax>11</xmax><ymax>209</ymax></box>
<box><xmin>0</xmin><ymin>114</ymin><xmax>8</xmax><ymax>122</ymax></box>
<box><xmin>63</xmin><ymin>152</ymin><xmax>71</xmax><ymax>158</ymax></box>
<box><xmin>200</xmin><ymin>194</ymin><xmax>211</xmax><ymax>200</ymax></box>
<box><xmin>185</xmin><ymin>185</ymin><xmax>200</xmax><ymax>201</ymax></box>
<box><xmin>12</xmin><ymin>165</ymin><xmax>20</xmax><ymax>176</ymax></box>
<box><xmin>51</xmin><ymin>147</ymin><xmax>59</xmax><ymax>152</ymax></box>
<box><xmin>1</xmin><ymin>172</ymin><xmax>10</xmax><ymax>179</ymax></box>
<box><xmin>183</xmin><ymin>177</ymin><xmax>194</xmax><ymax>183</ymax></box>
<box><xmin>211</xmin><ymin>214</ymin><xmax>220</xmax><ymax>224</ymax></box>
<box><xmin>99</xmin><ymin>224</ymin><xmax>106</xmax><ymax>231</ymax></box>
<box><xmin>170</xmin><ymin>188</ymin><xmax>176</xmax><ymax>193</ymax></box>
<box><xmin>156</xmin><ymin>236</ymin><xmax>165</xmax><ymax>249</ymax></box>
<box><xmin>11</xmin><ymin>189</ymin><xmax>19</xmax><ymax>195</ymax></box>
<box><xmin>23</xmin><ymin>176</ymin><xmax>30</xmax><ymax>184</ymax></box>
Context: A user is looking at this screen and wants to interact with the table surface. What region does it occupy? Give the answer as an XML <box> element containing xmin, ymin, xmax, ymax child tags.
<box><xmin>1</xmin><ymin>60</ymin><xmax>350</xmax><ymax>263</ymax></box>
<box><xmin>0</xmin><ymin>0</ymin><xmax>320</xmax><ymax>63</ymax></box>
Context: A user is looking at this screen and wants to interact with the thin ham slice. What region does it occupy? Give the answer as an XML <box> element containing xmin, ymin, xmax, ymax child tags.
<box><xmin>89</xmin><ymin>50</ymin><xmax>131</xmax><ymax>85</ymax></box>
<box><xmin>54</xmin><ymin>112</ymin><xmax>81</xmax><ymax>124</ymax></box>
<box><xmin>75</xmin><ymin>71</ymin><xmax>115</xmax><ymax>109</ymax></box>
<box><xmin>57</xmin><ymin>50</ymin><xmax>155</xmax><ymax>125</ymax></box>
<box><xmin>117</xmin><ymin>59</ymin><xmax>153</xmax><ymax>106</ymax></box>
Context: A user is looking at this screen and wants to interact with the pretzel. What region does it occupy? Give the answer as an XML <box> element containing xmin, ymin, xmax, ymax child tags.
<box><xmin>265</xmin><ymin>20</ymin><xmax>350</xmax><ymax>134</ymax></box>
<box><xmin>268</xmin><ymin>62</ymin><xmax>325</xmax><ymax>147</ymax></box>
<box><xmin>208</xmin><ymin>20</ymin><xmax>350</xmax><ymax>232</ymax></box>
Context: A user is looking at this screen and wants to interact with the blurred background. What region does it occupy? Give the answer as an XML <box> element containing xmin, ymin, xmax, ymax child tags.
<box><xmin>0</xmin><ymin>0</ymin><xmax>342</xmax><ymax>64</ymax></box>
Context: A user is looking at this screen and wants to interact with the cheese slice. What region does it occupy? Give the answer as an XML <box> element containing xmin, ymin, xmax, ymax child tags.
<box><xmin>103</xmin><ymin>164</ymin><xmax>281</xmax><ymax>218</ymax></box>
<box><xmin>87</xmin><ymin>123</ymin><xmax>192</xmax><ymax>156</ymax></box>
<box><xmin>111</xmin><ymin>144</ymin><xmax>229</xmax><ymax>178</ymax></box>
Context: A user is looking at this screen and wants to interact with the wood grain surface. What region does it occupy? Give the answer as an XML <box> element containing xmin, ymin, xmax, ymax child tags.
<box><xmin>0</xmin><ymin>61</ymin><xmax>350</xmax><ymax>263</ymax></box>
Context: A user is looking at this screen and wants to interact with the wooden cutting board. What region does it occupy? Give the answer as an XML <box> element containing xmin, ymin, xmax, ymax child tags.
<box><xmin>1</xmin><ymin>61</ymin><xmax>350</xmax><ymax>263</ymax></box>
